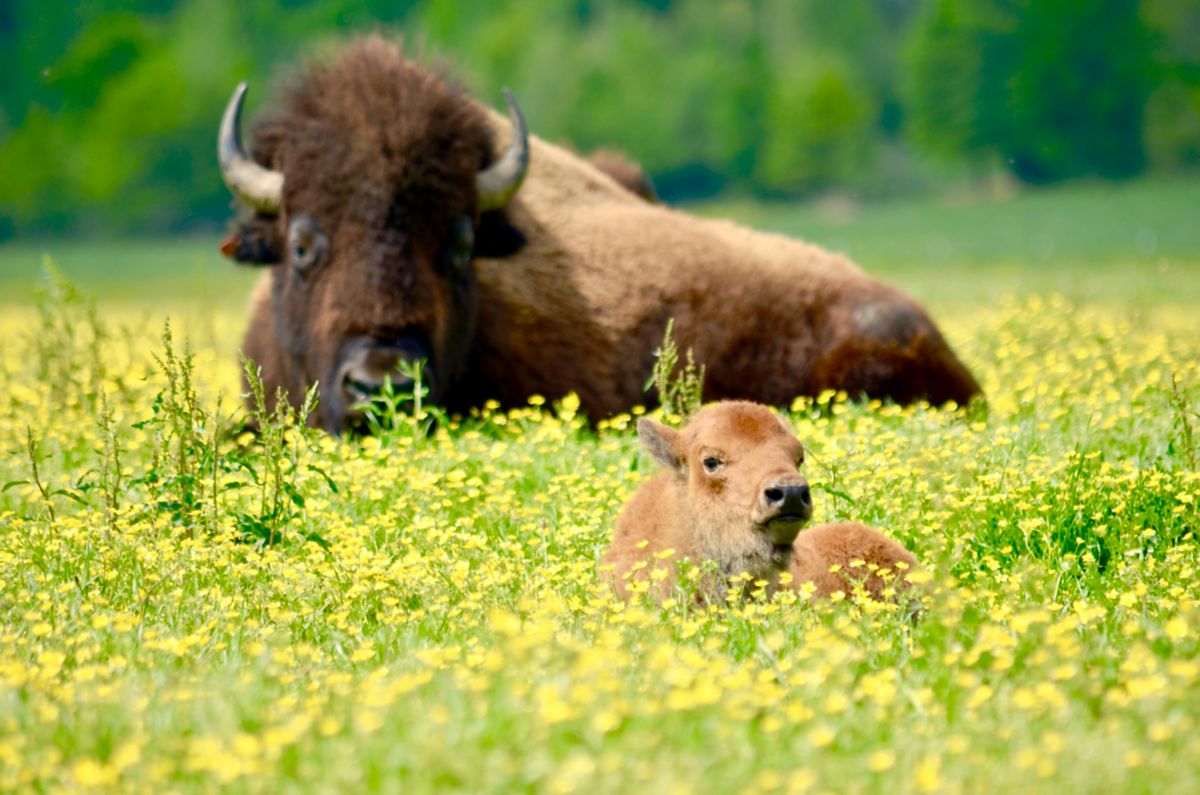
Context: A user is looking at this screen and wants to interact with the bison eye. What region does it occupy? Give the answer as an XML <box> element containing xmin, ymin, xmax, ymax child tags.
<box><xmin>702</xmin><ymin>456</ymin><xmax>724</xmax><ymax>473</ymax></box>
<box><xmin>287</xmin><ymin>213</ymin><xmax>328</xmax><ymax>276</ymax></box>
<box><xmin>440</xmin><ymin>216</ymin><xmax>475</xmax><ymax>275</ymax></box>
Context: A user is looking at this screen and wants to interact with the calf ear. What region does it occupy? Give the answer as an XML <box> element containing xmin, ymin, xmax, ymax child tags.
<box><xmin>637</xmin><ymin>418</ymin><xmax>683</xmax><ymax>473</ymax></box>
<box><xmin>220</xmin><ymin>216</ymin><xmax>282</xmax><ymax>265</ymax></box>
<box><xmin>473</xmin><ymin>210</ymin><xmax>527</xmax><ymax>258</ymax></box>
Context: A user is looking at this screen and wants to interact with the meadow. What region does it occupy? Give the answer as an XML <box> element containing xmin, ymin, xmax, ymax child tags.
<box><xmin>1</xmin><ymin>178</ymin><xmax>1198</xmax><ymax>793</ymax></box>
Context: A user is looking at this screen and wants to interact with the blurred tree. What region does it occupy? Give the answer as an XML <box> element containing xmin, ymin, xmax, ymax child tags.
<box><xmin>755</xmin><ymin>0</ymin><xmax>889</xmax><ymax>194</ymax></box>
<box><xmin>756</xmin><ymin>56</ymin><xmax>875</xmax><ymax>193</ymax></box>
<box><xmin>906</xmin><ymin>0</ymin><xmax>1157</xmax><ymax>183</ymax></box>
<box><xmin>0</xmin><ymin>0</ymin><xmax>1192</xmax><ymax>238</ymax></box>
<box><xmin>1142</xmin><ymin>0</ymin><xmax>1200</xmax><ymax>170</ymax></box>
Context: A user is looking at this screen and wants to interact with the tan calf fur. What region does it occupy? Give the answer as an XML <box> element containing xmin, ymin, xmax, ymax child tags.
<box><xmin>604</xmin><ymin>401</ymin><xmax>917</xmax><ymax>603</ymax></box>
<box><xmin>789</xmin><ymin>521</ymin><xmax>918</xmax><ymax>600</ymax></box>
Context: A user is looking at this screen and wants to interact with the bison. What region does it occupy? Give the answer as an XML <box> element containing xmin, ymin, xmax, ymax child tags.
<box><xmin>583</xmin><ymin>148</ymin><xmax>658</xmax><ymax>202</ymax></box>
<box><xmin>218</xmin><ymin>37</ymin><xmax>980</xmax><ymax>434</ymax></box>
<box><xmin>603</xmin><ymin>401</ymin><xmax>918</xmax><ymax>604</ymax></box>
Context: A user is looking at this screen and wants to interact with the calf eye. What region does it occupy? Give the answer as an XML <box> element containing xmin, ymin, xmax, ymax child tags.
<box><xmin>287</xmin><ymin>213</ymin><xmax>328</xmax><ymax>276</ymax></box>
<box><xmin>702</xmin><ymin>456</ymin><xmax>723</xmax><ymax>473</ymax></box>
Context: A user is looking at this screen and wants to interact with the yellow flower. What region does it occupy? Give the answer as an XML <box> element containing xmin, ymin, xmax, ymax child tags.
<box><xmin>591</xmin><ymin>710</ymin><xmax>619</xmax><ymax>734</ymax></box>
<box><xmin>1164</xmin><ymin>616</ymin><xmax>1188</xmax><ymax>641</ymax></box>
<box><xmin>912</xmin><ymin>755</ymin><xmax>941</xmax><ymax>793</ymax></box>
<box><xmin>808</xmin><ymin>725</ymin><xmax>835</xmax><ymax>748</ymax></box>
<box><xmin>72</xmin><ymin>758</ymin><xmax>117</xmax><ymax>788</ymax></box>
<box><xmin>867</xmin><ymin>749</ymin><xmax>895</xmax><ymax>772</ymax></box>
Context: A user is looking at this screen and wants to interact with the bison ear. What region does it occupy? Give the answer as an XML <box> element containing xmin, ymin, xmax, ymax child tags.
<box><xmin>473</xmin><ymin>210</ymin><xmax>526</xmax><ymax>258</ymax></box>
<box><xmin>637</xmin><ymin>418</ymin><xmax>683</xmax><ymax>473</ymax></box>
<box><xmin>220</xmin><ymin>216</ymin><xmax>282</xmax><ymax>266</ymax></box>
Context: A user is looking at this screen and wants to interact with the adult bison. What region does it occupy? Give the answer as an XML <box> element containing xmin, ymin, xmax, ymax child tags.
<box><xmin>582</xmin><ymin>148</ymin><xmax>658</xmax><ymax>202</ymax></box>
<box><xmin>218</xmin><ymin>37</ymin><xmax>980</xmax><ymax>434</ymax></box>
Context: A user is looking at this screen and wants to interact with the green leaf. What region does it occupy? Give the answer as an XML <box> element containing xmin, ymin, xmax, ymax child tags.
<box><xmin>307</xmin><ymin>464</ymin><xmax>339</xmax><ymax>494</ymax></box>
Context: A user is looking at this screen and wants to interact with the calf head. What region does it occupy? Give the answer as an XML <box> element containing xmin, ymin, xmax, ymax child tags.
<box><xmin>217</xmin><ymin>38</ymin><xmax>528</xmax><ymax>433</ymax></box>
<box><xmin>637</xmin><ymin>401</ymin><xmax>812</xmax><ymax>583</ymax></box>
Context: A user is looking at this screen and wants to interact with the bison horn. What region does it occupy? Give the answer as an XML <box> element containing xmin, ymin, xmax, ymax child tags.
<box><xmin>475</xmin><ymin>89</ymin><xmax>529</xmax><ymax>212</ymax></box>
<box><xmin>218</xmin><ymin>82</ymin><xmax>283</xmax><ymax>214</ymax></box>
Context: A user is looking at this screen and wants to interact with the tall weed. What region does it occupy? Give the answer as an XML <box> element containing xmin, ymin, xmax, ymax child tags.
<box><xmin>238</xmin><ymin>357</ymin><xmax>331</xmax><ymax>549</ymax></box>
<box><xmin>647</xmin><ymin>319</ymin><xmax>705</xmax><ymax>424</ymax></box>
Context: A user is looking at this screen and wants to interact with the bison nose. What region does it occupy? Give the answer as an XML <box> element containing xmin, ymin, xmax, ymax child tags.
<box><xmin>762</xmin><ymin>481</ymin><xmax>811</xmax><ymax>516</ymax></box>
<box><xmin>336</xmin><ymin>336</ymin><xmax>432</xmax><ymax>407</ymax></box>
<box><xmin>341</xmin><ymin>366</ymin><xmax>414</xmax><ymax>404</ymax></box>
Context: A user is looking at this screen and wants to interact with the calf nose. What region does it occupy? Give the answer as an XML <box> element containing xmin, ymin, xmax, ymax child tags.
<box><xmin>762</xmin><ymin>481</ymin><xmax>811</xmax><ymax>515</ymax></box>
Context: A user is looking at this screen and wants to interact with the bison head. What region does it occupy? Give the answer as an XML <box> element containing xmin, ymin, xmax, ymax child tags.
<box><xmin>218</xmin><ymin>40</ymin><xmax>528</xmax><ymax>433</ymax></box>
<box><xmin>637</xmin><ymin>402</ymin><xmax>813</xmax><ymax>583</ymax></box>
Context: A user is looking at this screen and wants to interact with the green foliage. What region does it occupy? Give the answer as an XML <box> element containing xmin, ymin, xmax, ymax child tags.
<box><xmin>240</xmin><ymin>358</ymin><xmax>330</xmax><ymax>549</ymax></box>
<box><xmin>95</xmin><ymin>387</ymin><xmax>124</xmax><ymax>530</ymax></box>
<box><xmin>27</xmin><ymin>259</ymin><xmax>107</xmax><ymax>413</ymax></box>
<box><xmin>1137</xmin><ymin>0</ymin><xmax>1200</xmax><ymax>171</ymax></box>
<box><xmin>1168</xmin><ymin>374</ymin><xmax>1197</xmax><ymax>471</ymax></box>
<box><xmin>757</xmin><ymin>55</ymin><xmax>875</xmax><ymax>192</ymax></box>
<box><xmin>1144</xmin><ymin>81</ymin><xmax>1200</xmax><ymax>171</ymax></box>
<box><xmin>135</xmin><ymin>321</ymin><xmax>222</xmax><ymax>533</ymax></box>
<box><xmin>358</xmin><ymin>358</ymin><xmax>449</xmax><ymax>445</ymax></box>
<box><xmin>11</xmin><ymin>270</ymin><xmax>340</xmax><ymax>548</ymax></box>
<box><xmin>12</xmin><ymin>428</ymin><xmax>62</xmax><ymax>522</ymax></box>
<box><xmin>647</xmin><ymin>319</ymin><xmax>705</xmax><ymax>425</ymax></box>
<box><xmin>0</xmin><ymin>0</ymin><xmax>1197</xmax><ymax>237</ymax></box>
<box><xmin>906</xmin><ymin>0</ymin><xmax>1158</xmax><ymax>183</ymax></box>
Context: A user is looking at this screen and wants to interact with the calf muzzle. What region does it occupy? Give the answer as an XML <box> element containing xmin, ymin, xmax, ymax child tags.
<box><xmin>757</xmin><ymin>479</ymin><xmax>813</xmax><ymax>545</ymax></box>
<box><xmin>762</xmin><ymin>480</ymin><xmax>811</xmax><ymax>516</ymax></box>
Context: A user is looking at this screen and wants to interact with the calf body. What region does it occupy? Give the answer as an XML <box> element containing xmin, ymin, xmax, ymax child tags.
<box><xmin>789</xmin><ymin>521</ymin><xmax>918</xmax><ymax>600</ymax></box>
<box><xmin>604</xmin><ymin>401</ymin><xmax>917</xmax><ymax>603</ymax></box>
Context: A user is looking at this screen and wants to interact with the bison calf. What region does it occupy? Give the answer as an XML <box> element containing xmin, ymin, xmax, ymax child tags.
<box><xmin>603</xmin><ymin>401</ymin><xmax>917</xmax><ymax>604</ymax></box>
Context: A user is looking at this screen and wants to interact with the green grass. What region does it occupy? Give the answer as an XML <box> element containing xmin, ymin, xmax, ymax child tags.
<box><xmin>1</xmin><ymin>178</ymin><xmax>1199</xmax><ymax>792</ymax></box>
<box><xmin>692</xmin><ymin>175</ymin><xmax>1200</xmax><ymax>307</ymax></box>
<box><xmin>2</xmin><ymin>175</ymin><xmax>1197</xmax><ymax>310</ymax></box>
<box><xmin>0</xmin><ymin>236</ymin><xmax>257</xmax><ymax>306</ymax></box>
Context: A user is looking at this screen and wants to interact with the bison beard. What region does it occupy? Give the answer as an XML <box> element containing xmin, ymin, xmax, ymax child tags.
<box><xmin>218</xmin><ymin>36</ymin><xmax>981</xmax><ymax>434</ymax></box>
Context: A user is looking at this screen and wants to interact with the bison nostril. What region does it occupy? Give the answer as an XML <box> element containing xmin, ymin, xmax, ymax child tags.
<box><xmin>343</xmin><ymin>372</ymin><xmax>415</xmax><ymax>402</ymax></box>
<box><xmin>342</xmin><ymin>370</ymin><xmax>377</xmax><ymax>397</ymax></box>
<box><xmin>763</xmin><ymin>487</ymin><xmax>785</xmax><ymax>506</ymax></box>
<box><xmin>337</xmin><ymin>334</ymin><xmax>434</xmax><ymax>412</ymax></box>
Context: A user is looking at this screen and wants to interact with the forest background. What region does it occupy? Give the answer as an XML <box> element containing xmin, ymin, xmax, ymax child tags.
<box><xmin>2</xmin><ymin>0</ymin><xmax>1198</xmax><ymax>241</ymax></box>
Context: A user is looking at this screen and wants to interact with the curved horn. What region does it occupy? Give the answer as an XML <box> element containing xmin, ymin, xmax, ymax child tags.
<box><xmin>475</xmin><ymin>89</ymin><xmax>529</xmax><ymax>212</ymax></box>
<box><xmin>218</xmin><ymin>82</ymin><xmax>283</xmax><ymax>214</ymax></box>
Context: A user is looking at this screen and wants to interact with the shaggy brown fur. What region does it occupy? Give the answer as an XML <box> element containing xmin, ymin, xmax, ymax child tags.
<box><xmin>229</xmin><ymin>38</ymin><xmax>521</xmax><ymax>431</ymax></box>
<box><xmin>584</xmin><ymin>148</ymin><xmax>658</xmax><ymax>201</ymax></box>
<box><xmin>224</xmin><ymin>37</ymin><xmax>981</xmax><ymax>433</ymax></box>
<box><xmin>603</xmin><ymin>401</ymin><xmax>917</xmax><ymax>603</ymax></box>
